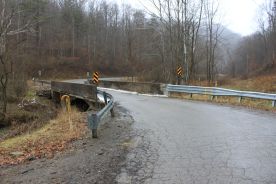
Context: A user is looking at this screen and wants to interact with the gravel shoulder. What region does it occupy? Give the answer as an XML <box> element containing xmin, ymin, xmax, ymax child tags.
<box><xmin>0</xmin><ymin>104</ymin><xmax>134</xmax><ymax>184</ymax></box>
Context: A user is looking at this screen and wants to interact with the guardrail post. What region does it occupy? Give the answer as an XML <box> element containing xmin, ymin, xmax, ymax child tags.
<box><xmin>110</xmin><ymin>108</ymin><xmax>115</xmax><ymax>117</ymax></box>
<box><xmin>103</xmin><ymin>91</ymin><xmax>108</xmax><ymax>105</ymax></box>
<box><xmin>272</xmin><ymin>100</ymin><xmax>276</xmax><ymax>107</ymax></box>
<box><xmin>238</xmin><ymin>97</ymin><xmax>242</xmax><ymax>103</ymax></box>
<box><xmin>164</xmin><ymin>87</ymin><xmax>169</xmax><ymax>96</ymax></box>
<box><xmin>88</xmin><ymin>114</ymin><xmax>99</xmax><ymax>138</ymax></box>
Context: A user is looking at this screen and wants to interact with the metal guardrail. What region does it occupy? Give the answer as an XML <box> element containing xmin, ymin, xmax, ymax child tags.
<box><xmin>87</xmin><ymin>90</ymin><xmax>115</xmax><ymax>138</ymax></box>
<box><xmin>166</xmin><ymin>84</ymin><xmax>276</xmax><ymax>107</ymax></box>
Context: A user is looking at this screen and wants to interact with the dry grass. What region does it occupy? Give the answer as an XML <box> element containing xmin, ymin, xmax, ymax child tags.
<box><xmin>187</xmin><ymin>73</ymin><xmax>276</xmax><ymax>93</ymax></box>
<box><xmin>221</xmin><ymin>75</ymin><xmax>276</xmax><ymax>93</ymax></box>
<box><xmin>0</xmin><ymin>109</ymin><xmax>88</xmax><ymax>166</ymax></box>
<box><xmin>170</xmin><ymin>92</ymin><xmax>276</xmax><ymax>113</ymax></box>
<box><xmin>1</xmin><ymin>96</ymin><xmax>57</xmax><ymax>140</ymax></box>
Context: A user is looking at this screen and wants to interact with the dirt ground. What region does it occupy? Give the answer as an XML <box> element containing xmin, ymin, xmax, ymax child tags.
<box><xmin>0</xmin><ymin>104</ymin><xmax>134</xmax><ymax>184</ymax></box>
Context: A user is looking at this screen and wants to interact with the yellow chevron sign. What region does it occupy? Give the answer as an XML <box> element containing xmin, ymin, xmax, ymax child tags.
<box><xmin>93</xmin><ymin>72</ymin><xmax>99</xmax><ymax>84</ymax></box>
<box><xmin>177</xmin><ymin>66</ymin><xmax>183</xmax><ymax>76</ymax></box>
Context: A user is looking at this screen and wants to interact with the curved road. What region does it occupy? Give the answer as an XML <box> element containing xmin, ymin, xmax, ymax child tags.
<box><xmin>102</xmin><ymin>89</ymin><xmax>276</xmax><ymax>184</ymax></box>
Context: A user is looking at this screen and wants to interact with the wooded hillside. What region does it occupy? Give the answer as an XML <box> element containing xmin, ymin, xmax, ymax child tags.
<box><xmin>1</xmin><ymin>0</ymin><xmax>276</xmax><ymax>116</ymax></box>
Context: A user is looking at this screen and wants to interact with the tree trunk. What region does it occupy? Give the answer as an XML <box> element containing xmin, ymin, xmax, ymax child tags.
<box><xmin>0</xmin><ymin>56</ymin><xmax>8</xmax><ymax>114</ymax></box>
<box><xmin>2</xmin><ymin>79</ymin><xmax>7</xmax><ymax>113</ymax></box>
<box><xmin>72</xmin><ymin>16</ymin><xmax>75</xmax><ymax>57</ymax></box>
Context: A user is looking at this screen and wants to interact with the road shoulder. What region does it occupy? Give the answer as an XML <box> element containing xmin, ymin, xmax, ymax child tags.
<box><xmin>0</xmin><ymin>104</ymin><xmax>134</xmax><ymax>184</ymax></box>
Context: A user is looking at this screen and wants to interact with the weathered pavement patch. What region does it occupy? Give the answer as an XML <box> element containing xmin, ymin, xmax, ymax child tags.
<box><xmin>116</xmin><ymin>129</ymin><xmax>159</xmax><ymax>184</ymax></box>
<box><xmin>0</xmin><ymin>104</ymin><xmax>134</xmax><ymax>184</ymax></box>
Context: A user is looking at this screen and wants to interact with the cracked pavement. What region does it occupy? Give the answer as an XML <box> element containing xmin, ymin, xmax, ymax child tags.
<box><xmin>106</xmin><ymin>89</ymin><xmax>276</xmax><ymax>184</ymax></box>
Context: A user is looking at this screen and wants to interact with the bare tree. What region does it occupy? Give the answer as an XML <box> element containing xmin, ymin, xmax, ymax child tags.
<box><xmin>187</xmin><ymin>0</ymin><xmax>204</xmax><ymax>82</ymax></box>
<box><xmin>0</xmin><ymin>0</ymin><xmax>35</xmax><ymax>115</ymax></box>
<box><xmin>146</xmin><ymin>0</ymin><xmax>207</xmax><ymax>84</ymax></box>
<box><xmin>204</xmin><ymin>0</ymin><xmax>223</xmax><ymax>84</ymax></box>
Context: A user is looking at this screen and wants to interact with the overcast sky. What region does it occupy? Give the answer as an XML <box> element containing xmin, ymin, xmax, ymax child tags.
<box><xmin>109</xmin><ymin>0</ymin><xmax>266</xmax><ymax>36</ymax></box>
<box><xmin>219</xmin><ymin>0</ymin><xmax>265</xmax><ymax>36</ymax></box>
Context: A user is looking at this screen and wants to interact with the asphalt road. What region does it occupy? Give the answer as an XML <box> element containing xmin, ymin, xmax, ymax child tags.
<box><xmin>102</xmin><ymin>89</ymin><xmax>276</xmax><ymax>184</ymax></box>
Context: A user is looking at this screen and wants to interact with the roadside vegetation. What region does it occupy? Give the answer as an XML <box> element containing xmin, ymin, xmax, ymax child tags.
<box><xmin>185</xmin><ymin>69</ymin><xmax>276</xmax><ymax>92</ymax></box>
<box><xmin>221</xmin><ymin>73</ymin><xmax>276</xmax><ymax>93</ymax></box>
<box><xmin>0</xmin><ymin>108</ymin><xmax>87</xmax><ymax>166</ymax></box>
<box><xmin>0</xmin><ymin>81</ymin><xmax>56</xmax><ymax>136</ymax></box>
<box><xmin>0</xmin><ymin>77</ymin><xmax>87</xmax><ymax>166</ymax></box>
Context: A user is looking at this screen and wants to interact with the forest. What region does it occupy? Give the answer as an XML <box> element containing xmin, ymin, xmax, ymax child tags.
<box><xmin>0</xmin><ymin>0</ymin><xmax>276</xmax><ymax>116</ymax></box>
